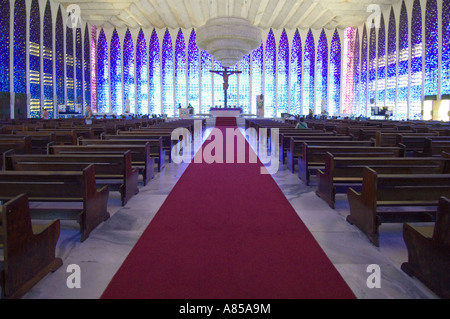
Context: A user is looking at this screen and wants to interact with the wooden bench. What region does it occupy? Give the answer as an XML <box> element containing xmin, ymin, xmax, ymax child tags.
<box><xmin>95</xmin><ymin>135</ymin><xmax>166</xmax><ymax>172</ymax></box>
<box><xmin>285</xmin><ymin>136</ymin><xmax>356</xmax><ymax>172</ymax></box>
<box><xmin>0</xmin><ymin>136</ymin><xmax>32</xmax><ymax>155</ymax></box>
<box><xmin>10</xmin><ymin>131</ymin><xmax>56</xmax><ymax>154</ymax></box>
<box><xmin>49</xmin><ymin>143</ymin><xmax>155</xmax><ymax>186</ymax></box>
<box><xmin>316</xmin><ymin>153</ymin><xmax>450</xmax><ymax>208</ymax></box>
<box><xmin>374</xmin><ymin>131</ymin><xmax>438</xmax><ymax>147</ymax></box>
<box><xmin>299</xmin><ymin>144</ymin><xmax>405</xmax><ymax>186</ymax></box>
<box><xmin>4</xmin><ymin>152</ymin><xmax>139</xmax><ymax>206</ymax></box>
<box><xmin>401</xmin><ymin>196</ymin><xmax>450</xmax><ymax>299</ymax></box>
<box><xmin>0</xmin><ymin>194</ymin><xmax>62</xmax><ymax>299</ymax></box>
<box><xmin>346</xmin><ymin>167</ymin><xmax>450</xmax><ymax>246</ymax></box>
<box><xmin>0</xmin><ymin>164</ymin><xmax>109</xmax><ymax>242</ymax></box>
<box><xmin>420</xmin><ymin>138</ymin><xmax>450</xmax><ymax>157</ymax></box>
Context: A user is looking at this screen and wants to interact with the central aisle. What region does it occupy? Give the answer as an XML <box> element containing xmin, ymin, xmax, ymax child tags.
<box><xmin>101</xmin><ymin>119</ymin><xmax>356</xmax><ymax>299</ymax></box>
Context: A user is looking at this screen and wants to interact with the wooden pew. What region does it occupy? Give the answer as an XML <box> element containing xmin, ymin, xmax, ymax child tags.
<box><xmin>95</xmin><ymin>135</ymin><xmax>166</xmax><ymax>172</ymax></box>
<box><xmin>285</xmin><ymin>136</ymin><xmax>356</xmax><ymax>172</ymax></box>
<box><xmin>421</xmin><ymin>138</ymin><xmax>450</xmax><ymax>157</ymax></box>
<box><xmin>0</xmin><ymin>136</ymin><xmax>32</xmax><ymax>154</ymax></box>
<box><xmin>346</xmin><ymin>167</ymin><xmax>450</xmax><ymax>246</ymax></box>
<box><xmin>299</xmin><ymin>144</ymin><xmax>405</xmax><ymax>186</ymax></box>
<box><xmin>374</xmin><ymin>131</ymin><xmax>438</xmax><ymax>147</ymax></box>
<box><xmin>401</xmin><ymin>196</ymin><xmax>450</xmax><ymax>299</ymax></box>
<box><xmin>0</xmin><ymin>194</ymin><xmax>62</xmax><ymax>299</ymax></box>
<box><xmin>0</xmin><ymin>165</ymin><xmax>110</xmax><ymax>242</ymax></box>
<box><xmin>9</xmin><ymin>131</ymin><xmax>56</xmax><ymax>154</ymax></box>
<box><xmin>49</xmin><ymin>143</ymin><xmax>155</xmax><ymax>186</ymax></box>
<box><xmin>4</xmin><ymin>152</ymin><xmax>139</xmax><ymax>206</ymax></box>
<box><xmin>316</xmin><ymin>153</ymin><xmax>450</xmax><ymax>208</ymax></box>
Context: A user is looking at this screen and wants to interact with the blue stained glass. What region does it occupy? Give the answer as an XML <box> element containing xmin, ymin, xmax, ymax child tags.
<box><xmin>396</xmin><ymin>1</ymin><xmax>409</xmax><ymax>120</ymax></box>
<box><xmin>368</xmin><ymin>26</ymin><xmax>376</xmax><ymax>109</ymax></box>
<box><xmin>316</xmin><ymin>30</ymin><xmax>328</xmax><ymax>115</ymax></box>
<box><xmin>188</xmin><ymin>30</ymin><xmax>199</xmax><ymax>113</ymax></box>
<box><xmin>214</xmin><ymin>56</ymin><xmax>222</xmax><ymax>110</ymax></box>
<box><xmin>0</xmin><ymin>1</ymin><xmax>10</xmax><ymax>93</ymax></box>
<box><xmin>303</xmin><ymin>30</ymin><xmax>315</xmax><ymax>115</ymax></box>
<box><xmin>97</xmin><ymin>28</ymin><xmax>109</xmax><ymax>113</ymax></box>
<box><xmin>110</xmin><ymin>29</ymin><xmax>122</xmax><ymax>114</ymax></box>
<box><xmin>123</xmin><ymin>29</ymin><xmax>135</xmax><ymax>114</ymax></box>
<box><xmin>14</xmin><ymin>0</ymin><xmax>26</xmax><ymax>95</ymax></box>
<box><xmin>425</xmin><ymin>0</ymin><xmax>438</xmax><ymax>97</ymax></box>
<box><xmin>353</xmin><ymin>29</ymin><xmax>360</xmax><ymax>115</ymax></box>
<box><xmin>410</xmin><ymin>0</ymin><xmax>423</xmax><ymax>120</ymax></box>
<box><xmin>91</xmin><ymin>26</ymin><xmax>98</xmax><ymax>112</ymax></box>
<box><xmin>443</xmin><ymin>0</ymin><xmax>450</xmax><ymax>95</ymax></box>
<box><xmin>175</xmin><ymin>29</ymin><xmax>186</xmax><ymax>110</ymax></box>
<box><xmin>29</xmin><ymin>0</ymin><xmax>40</xmax><ymax>118</ymax></box>
<box><xmin>264</xmin><ymin>30</ymin><xmax>276</xmax><ymax>117</ymax></box>
<box><xmin>330</xmin><ymin>29</ymin><xmax>341</xmax><ymax>115</ymax></box>
<box><xmin>226</xmin><ymin>63</ymin><xmax>238</xmax><ymax>108</ymax></box>
<box><xmin>136</xmin><ymin>29</ymin><xmax>148</xmax><ymax>114</ymax></box>
<box><xmin>149</xmin><ymin>29</ymin><xmax>161</xmax><ymax>115</ymax></box>
<box><xmin>75</xmin><ymin>28</ymin><xmax>83</xmax><ymax>110</ymax></box>
<box><xmin>377</xmin><ymin>15</ymin><xmax>386</xmax><ymax>108</ymax></box>
<box><xmin>360</xmin><ymin>26</ymin><xmax>368</xmax><ymax>117</ymax></box>
<box><xmin>238</xmin><ymin>54</ymin><xmax>251</xmax><ymax>114</ymax></box>
<box><xmin>161</xmin><ymin>29</ymin><xmax>174</xmax><ymax>116</ymax></box>
<box><xmin>43</xmin><ymin>0</ymin><xmax>53</xmax><ymax>118</ymax></box>
<box><xmin>277</xmin><ymin>29</ymin><xmax>289</xmax><ymax>117</ymax></box>
<box><xmin>66</xmin><ymin>26</ymin><xmax>75</xmax><ymax>112</ymax></box>
<box><xmin>84</xmin><ymin>24</ymin><xmax>91</xmax><ymax>110</ymax></box>
<box><xmin>55</xmin><ymin>7</ymin><xmax>64</xmax><ymax>110</ymax></box>
<box><xmin>252</xmin><ymin>43</ymin><xmax>263</xmax><ymax>113</ymax></box>
<box><xmin>290</xmin><ymin>30</ymin><xmax>302</xmax><ymax>115</ymax></box>
<box><xmin>386</xmin><ymin>7</ymin><xmax>397</xmax><ymax>109</ymax></box>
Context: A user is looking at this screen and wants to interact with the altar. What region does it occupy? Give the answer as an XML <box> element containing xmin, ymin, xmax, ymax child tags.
<box><xmin>210</xmin><ymin>108</ymin><xmax>242</xmax><ymax>118</ymax></box>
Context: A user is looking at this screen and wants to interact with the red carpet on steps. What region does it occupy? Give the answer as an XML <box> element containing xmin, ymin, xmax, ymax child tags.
<box><xmin>101</xmin><ymin>119</ymin><xmax>356</xmax><ymax>299</ymax></box>
<box><xmin>215</xmin><ymin>117</ymin><xmax>237</xmax><ymax>127</ymax></box>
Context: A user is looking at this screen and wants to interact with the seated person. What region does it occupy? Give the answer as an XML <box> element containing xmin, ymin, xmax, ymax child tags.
<box><xmin>296</xmin><ymin>118</ymin><xmax>308</xmax><ymax>129</ymax></box>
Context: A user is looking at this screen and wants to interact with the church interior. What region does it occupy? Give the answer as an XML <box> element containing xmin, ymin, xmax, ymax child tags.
<box><xmin>0</xmin><ymin>0</ymin><xmax>449</xmax><ymax>302</ymax></box>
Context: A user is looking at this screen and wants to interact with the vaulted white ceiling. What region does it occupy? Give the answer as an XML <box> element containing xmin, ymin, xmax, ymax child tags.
<box><xmin>53</xmin><ymin>0</ymin><xmax>400</xmax><ymax>31</ymax></box>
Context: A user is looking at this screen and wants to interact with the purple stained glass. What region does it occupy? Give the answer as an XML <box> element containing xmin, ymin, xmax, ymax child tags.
<box><xmin>377</xmin><ymin>14</ymin><xmax>386</xmax><ymax>108</ymax></box>
<box><xmin>330</xmin><ymin>29</ymin><xmax>341</xmax><ymax>115</ymax></box>
<box><xmin>161</xmin><ymin>29</ymin><xmax>174</xmax><ymax>116</ymax></box>
<box><xmin>175</xmin><ymin>29</ymin><xmax>186</xmax><ymax>110</ymax></box>
<box><xmin>425</xmin><ymin>0</ymin><xmax>439</xmax><ymax>97</ymax></box>
<box><xmin>252</xmin><ymin>42</ymin><xmax>263</xmax><ymax>112</ymax></box>
<box><xmin>264</xmin><ymin>29</ymin><xmax>276</xmax><ymax>117</ymax></box>
<box><xmin>29</xmin><ymin>0</ymin><xmax>40</xmax><ymax>118</ymax></box>
<box><xmin>97</xmin><ymin>28</ymin><xmax>109</xmax><ymax>113</ymax></box>
<box><xmin>397</xmin><ymin>0</ymin><xmax>409</xmax><ymax>120</ymax></box>
<box><xmin>410</xmin><ymin>0</ymin><xmax>423</xmax><ymax>120</ymax></box>
<box><xmin>316</xmin><ymin>29</ymin><xmax>328</xmax><ymax>114</ymax></box>
<box><xmin>442</xmin><ymin>0</ymin><xmax>450</xmax><ymax>95</ymax></box>
<box><xmin>290</xmin><ymin>30</ymin><xmax>301</xmax><ymax>115</ymax></box>
<box><xmin>352</xmin><ymin>29</ymin><xmax>360</xmax><ymax>115</ymax></box>
<box><xmin>110</xmin><ymin>29</ymin><xmax>122</xmax><ymax>114</ymax></box>
<box><xmin>386</xmin><ymin>7</ymin><xmax>396</xmax><ymax>109</ymax></box>
<box><xmin>360</xmin><ymin>26</ymin><xmax>368</xmax><ymax>117</ymax></box>
<box><xmin>123</xmin><ymin>29</ymin><xmax>135</xmax><ymax>114</ymax></box>
<box><xmin>277</xmin><ymin>29</ymin><xmax>289</xmax><ymax>116</ymax></box>
<box><xmin>188</xmin><ymin>29</ymin><xmax>199</xmax><ymax>113</ymax></box>
<box><xmin>149</xmin><ymin>29</ymin><xmax>161</xmax><ymax>115</ymax></box>
<box><xmin>303</xmin><ymin>29</ymin><xmax>315</xmax><ymax>115</ymax></box>
<box><xmin>0</xmin><ymin>1</ymin><xmax>10</xmax><ymax>93</ymax></box>
<box><xmin>14</xmin><ymin>0</ymin><xmax>26</xmax><ymax>95</ymax></box>
<box><xmin>43</xmin><ymin>0</ymin><xmax>54</xmax><ymax>118</ymax></box>
<box><xmin>84</xmin><ymin>24</ymin><xmax>91</xmax><ymax>110</ymax></box>
<box><xmin>136</xmin><ymin>29</ymin><xmax>148</xmax><ymax>114</ymax></box>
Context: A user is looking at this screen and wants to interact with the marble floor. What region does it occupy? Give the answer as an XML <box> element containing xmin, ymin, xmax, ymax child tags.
<box><xmin>2</xmin><ymin>118</ymin><xmax>439</xmax><ymax>299</ymax></box>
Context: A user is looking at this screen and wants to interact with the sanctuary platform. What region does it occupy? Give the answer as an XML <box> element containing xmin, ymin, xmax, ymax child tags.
<box><xmin>210</xmin><ymin>108</ymin><xmax>242</xmax><ymax>118</ymax></box>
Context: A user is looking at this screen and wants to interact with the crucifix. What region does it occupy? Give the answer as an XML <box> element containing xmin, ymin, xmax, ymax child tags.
<box><xmin>210</xmin><ymin>67</ymin><xmax>242</xmax><ymax>108</ymax></box>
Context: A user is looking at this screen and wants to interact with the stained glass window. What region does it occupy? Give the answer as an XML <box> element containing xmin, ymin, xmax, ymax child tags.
<box><xmin>29</xmin><ymin>0</ymin><xmax>40</xmax><ymax>118</ymax></box>
<box><xmin>443</xmin><ymin>0</ymin><xmax>450</xmax><ymax>96</ymax></box>
<box><xmin>97</xmin><ymin>28</ymin><xmax>109</xmax><ymax>113</ymax></box>
<box><xmin>0</xmin><ymin>1</ymin><xmax>10</xmax><ymax>93</ymax></box>
<box><xmin>290</xmin><ymin>30</ymin><xmax>302</xmax><ymax>115</ymax></box>
<box><xmin>377</xmin><ymin>14</ymin><xmax>386</xmax><ymax>108</ymax></box>
<box><xmin>110</xmin><ymin>29</ymin><xmax>122</xmax><ymax>114</ymax></box>
<box><xmin>123</xmin><ymin>29</ymin><xmax>135</xmax><ymax>114</ymax></box>
<box><xmin>425</xmin><ymin>0</ymin><xmax>438</xmax><ymax>97</ymax></box>
<box><xmin>55</xmin><ymin>7</ymin><xmax>64</xmax><ymax>112</ymax></box>
<box><xmin>397</xmin><ymin>1</ymin><xmax>409</xmax><ymax>120</ymax></box>
<box><xmin>386</xmin><ymin>8</ymin><xmax>397</xmax><ymax>111</ymax></box>
<box><xmin>227</xmin><ymin>63</ymin><xmax>238</xmax><ymax>108</ymax></box>
<box><xmin>90</xmin><ymin>25</ymin><xmax>98</xmax><ymax>112</ymax></box>
<box><xmin>277</xmin><ymin>29</ymin><xmax>289</xmax><ymax>117</ymax></box>
<box><xmin>14</xmin><ymin>0</ymin><xmax>26</xmax><ymax>95</ymax></box>
<box><xmin>368</xmin><ymin>26</ymin><xmax>377</xmax><ymax>110</ymax></box>
<box><xmin>316</xmin><ymin>30</ymin><xmax>328</xmax><ymax>115</ymax></box>
<box><xmin>264</xmin><ymin>29</ymin><xmax>276</xmax><ymax>117</ymax></box>
<box><xmin>161</xmin><ymin>29</ymin><xmax>174</xmax><ymax>116</ymax></box>
<box><xmin>75</xmin><ymin>28</ymin><xmax>83</xmax><ymax>111</ymax></box>
<box><xmin>66</xmin><ymin>25</ymin><xmax>75</xmax><ymax>113</ymax></box>
<box><xmin>212</xmin><ymin>58</ymin><xmax>221</xmax><ymax>109</ymax></box>
<box><xmin>352</xmin><ymin>29</ymin><xmax>360</xmax><ymax>115</ymax></box>
<box><xmin>330</xmin><ymin>29</ymin><xmax>341</xmax><ymax>116</ymax></box>
<box><xmin>149</xmin><ymin>29</ymin><xmax>161</xmax><ymax>115</ymax></box>
<box><xmin>239</xmin><ymin>54</ymin><xmax>251</xmax><ymax>114</ymax></box>
<box><xmin>410</xmin><ymin>0</ymin><xmax>423</xmax><ymax>120</ymax></box>
<box><xmin>84</xmin><ymin>24</ymin><xmax>91</xmax><ymax>110</ymax></box>
<box><xmin>43</xmin><ymin>0</ymin><xmax>53</xmax><ymax>118</ymax></box>
<box><xmin>175</xmin><ymin>29</ymin><xmax>186</xmax><ymax>110</ymax></box>
<box><xmin>303</xmin><ymin>30</ymin><xmax>315</xmax><ymax>115</ymax></box>
<box><xmin>360</xmin><ymin>26</ymin><xmax>368</xmax><ymax>117</ymax></box>
<box><xmin>187</xmin><ymin>29</ymin><xmax>199</xmax><ymax>114</ymax></box>
<box><xmin>343</xmin><ymin>27</ymin><xmax>357</xmax><ymax>115</ymax></box>
<box><xmin>252</xmin><ymin>43</ymin><xmax>263</xmax><ymax>113</ymax></box>
<box><xmin>136</xmin><ymin>29</ymin><xmax>148</xmax><ymax>115</ymax></box>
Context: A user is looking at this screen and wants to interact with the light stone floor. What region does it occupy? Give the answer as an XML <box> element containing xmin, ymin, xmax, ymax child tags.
<box><xmin>2</xmin><ymin>118</ymin><xmax>439</xmax><ymax>299</ymax></box>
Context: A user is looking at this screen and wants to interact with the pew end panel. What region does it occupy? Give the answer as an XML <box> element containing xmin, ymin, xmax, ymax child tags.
<box><xmin>0</xmin><ymin>194</ymin><xmax>62</xmax><ymax>299</ymax></box>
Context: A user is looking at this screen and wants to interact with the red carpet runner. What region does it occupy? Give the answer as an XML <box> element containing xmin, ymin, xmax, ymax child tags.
<box><xmin>101</xmin><ymin>118</ymin><xmax>356</xmax><ymax>299</ymax></box>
